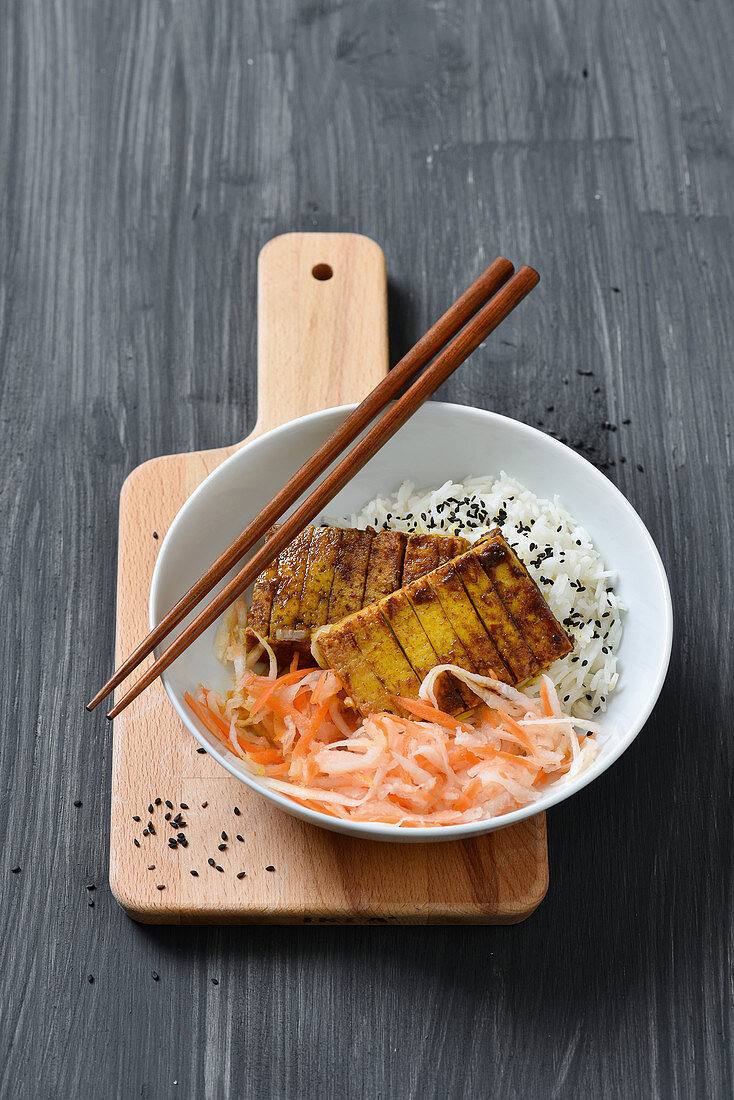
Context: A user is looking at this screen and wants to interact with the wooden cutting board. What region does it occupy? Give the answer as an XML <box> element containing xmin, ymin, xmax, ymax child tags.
<box><xmin>109</xmin><ymin>232</ymin><xmax>549</xmax><ymax>924</ymax></box>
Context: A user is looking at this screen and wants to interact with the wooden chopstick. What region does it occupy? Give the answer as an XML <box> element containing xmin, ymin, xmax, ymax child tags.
<box><xmin>87</xmin><ymin>257</ymin><xmax>514</xmax><ymax>711</ymax></box>
<box><xmin>106</xmin><ymin>265</ymin><xmax>539</xmax><ymax>720</ymax></box>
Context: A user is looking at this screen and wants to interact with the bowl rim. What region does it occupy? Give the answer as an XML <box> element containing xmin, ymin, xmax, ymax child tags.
<box><xmin>152</xmin><ymin>400</ymin><xmax>674</xmax><ymax>841</ymax></box>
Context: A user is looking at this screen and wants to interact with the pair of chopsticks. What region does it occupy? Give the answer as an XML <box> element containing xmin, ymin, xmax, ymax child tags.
<box><xmin>89</xmin><ymin>258</ymin><xmax>539</xmax><ymax>719</ymax></box>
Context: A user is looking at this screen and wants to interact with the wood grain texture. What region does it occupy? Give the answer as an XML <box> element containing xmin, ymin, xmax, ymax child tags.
<box><xmin>110</xmin><ymin>230</ymin><xmax>546</xmax><ymax>923</ymax></box>
<box><xmin>1</xmin><ymin>0</ymin><xmax>733</xmax><ymax>1097</ymax></box>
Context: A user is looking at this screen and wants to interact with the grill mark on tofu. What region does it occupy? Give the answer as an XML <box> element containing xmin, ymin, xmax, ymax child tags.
<box><xmin>248</xmin><ymin>559</ymin><xmax>279</xmax><ymax>639</ymax></box>
<box><xmin>268</xmin><ymin>526</ymin><xmax>315</xmax><ymax>640</ymax></box>
<box><xmin>312</xmin><ymin>623</ymin><xmax>394</xmax><ymax>715</ymax></box>
<box><xmin>380</xmin><ymin>591</ymin><xmax>465</xmax><ymax>714</ymax></box>
<box><xmin>404</xmin><ymin>580</ymin><xmax>480</xmax><ymax>708</ymax></box>
<box><xmin>349</xmin><ymin>605</ymin><xmax>422</xmax><ymax>710</ymax></box>
<box><xmin>434</xmin><ymin>534</ymin><xmax>471</xmax><ymax>567</ymax></box>
<box><xmin>326</xmin><ymin>529</ymin><xmax>374</xmax><ymax>623</ymax></box>
<box><xmin>454</xmin><ymin>552</ymin><xmax>539</xmax><ymax>683</ymax></box>
<box><xmin>476</xmin><ymin>538</ymin><xmax>573</xmax><ymax>667</ymax></box>
<box><xmin>401</xmin><ymin>535</ymin><xmax>439</xmax><ymax>587</ymax></box>
<box><xmin>363</xmin><ymin>531</ymin><xmax>407</xmax><ymax>606</ymax></box>
<box><xmin>401</xmin><ymin>534</ymin><xmax>469</xmax><ymax>587</ymax></box>
<box><xmin>297</xmin><ymin>527</ymin><xmax>342</xmax><ymax>631</ymax></box>
<box><xmin>426</xmin><ymin>563</ymin><xmax>514</xmax><ymax>683</ymax></box>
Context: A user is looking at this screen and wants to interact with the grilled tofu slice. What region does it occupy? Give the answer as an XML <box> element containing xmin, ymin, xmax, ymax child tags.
<box><xmin>363</xmin><ymin>530</ymin><xmax>407</xmax><ymax>606</ymax></box>
<box><xmin>349</xmin><ymin>604</ymin><xmax>422</xmax><ymax>708</ymax></box>
<box><xmin>380</xmin><ymin>590</ymin><xmax>465</xmax><ymax>714</ymax></box>
<box><xmin>268</xmin><ymin>526</ymin><xmax>315</xmax><ymax>643</ymax></box>
<box><xmin>401</xmin><ymin>533</ymin><xmax>469</xmax><ymax>586</ymax></box>
<box><xmin>454</xmin><ymin>551</ymin><xmax>539</xmax><ymax>683</ymax></box>
<box><xmin>297</xmin><ymin>526</ymin><xmax>342</xmax><ymax>633</ymax></box>
<box><xmin>405</xmin><ymin>579</ymin><xmax>480</xmax><ymax>708</ymax></box>
<box><xmin>313</xmin><ymin>623</ymin><xmax>394</xmax><ymax>715</ymax></box>
<box><xmin>476</xmin><ymin>536</ymin><xmax>573</xmax><ymax>667</ymax></box>
<box><xmin>426</xmin><ymin>563</ymin><xmax>514</xmax><ymax>682</ymax></box>
<box><xmin>248</xmin><ymin>557</ymin><xmax>279</xmax><ymax>640</ymax></box>
<box><xmin>326</xmin><ymin>528</ymin><xmax>374</xmax><ymax>623</ymax></box>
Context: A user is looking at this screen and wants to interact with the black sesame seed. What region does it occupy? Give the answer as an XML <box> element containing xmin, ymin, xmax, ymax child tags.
<box><xmin>237</xmin><ymin>872</ymin><xmax>246</xmax><ymax>879</ymax></box>
<box><xmin>148</xmin><ymin>864</ymin><xmax>155</xmax><ymax>870</ymax></box>
<box><xmin>88</xmin><ymin>975</ymin><xmax>94</xmax><ymax>984</ymax></box>
<box><xmin>148</xmin><ymin>804</ymin><xmax>154</xmax><ymax>814</ymax></box>
<box><xmin>265</xmin><ymin>866</ymin><xmax>275</xmax><ymax>873</ymax></box>
<box><xmin>154</xmin><ymin>798</ymin><xmax>162</xmax><ymax>805</ymax></box>
<box><xmin>236</xmin><ymin>835</ymin><xmax>244</xmax><ymax>842</ymax></box>
<box><xmin>86</xmin><ymin>884</ymin><xmax>95</xmax><ymax>891</ymax></box>
<box><xmin>134</xmin><ymin>839</ymin><xmax>140</xmax><ymax>848</ymax></box>
<box><xmin>73</xmin><ymin>800</ymin><xmax>82</xmax><ymax>808</ymax></box>
<box><xmin>132</xmin><ymin>815</ymin><xmax>141</xmax><ymax>822</ymax></box>
<box><xmin>143</xmin><ymin>829</ymin><xmax>149</xmax><ymax>837</ymax></box>
<box><xmin>196</xmin><ymin>747</ymin><xmax>207</xmax><ymax>754</ymax></box>
<box><xmin>156</xmin><ymin>884</ymin><xmax>165</xmax><ymax>891</ymax></box>
<box><xmin>88</xmin><ymin>899</ymin><xmax>95</xmax><ymax>908</ymax></box>
<box><xmin>211</xmin><ymin>978</ymin><xmax>219</xmax><ymax>985</ymax></box>
<box><xmin>180</xmin><ymin>803</ymin><xmax>189</xmax><ymax>810</ymax></box>
<box><xmin>637</xmin><ymin>464</ymin><xmax>644</xmax><ymax>472</ymax></box>
<box><xmin>165</xmin><ymin>813</ymin><xmax>171</xmax><ymax>821</ymax></box>
<box><xmin>234</xmin><ymin>807</ymin><xmax>241</xmax><ymax>816</ymax></box>
<box><xmin>168</xmin><ymin>839</ymin><xmax>178</xmax><ymax>849</ymax></box>
<box><xmin>152</xmin><ymin>971</ymin><xmax>159</xmax><ymax>980</ymax></box>
<box><xmin>11</xmin><ymin>866</ymin><xmax>21</xmax><ymax>874</ymax></box>
<box><xmin>218</xmin><ymin>844</ymin><xmax>227</xmax><ymax>852</ymax></box>
<box><xmin>165</xmin><ymin>800</ymin><xmax>173</xmax><ymax>809</ymax></box>
<box><xmin>215</xmin><ymin>865</ymin><xmax>224</xmax><ymax>873</ymax></box>
<box><xmin>221</xmin><ymin>831</ymin><xmax>227</xmax><ymax>841</ymax></box>
<box><xmin>190</xmin><ymin>870</ymin><xmax>199</xmax><ymax>877</ymax></box>
<box><xmin>208</xmin><ymin>858</ymin><xmax>215</xmax><ymax>867</ymax></box>
<box><xmin>148</xmin><ymin>822</ymin><xmax>155</xmax><ymax>835</ymax></box>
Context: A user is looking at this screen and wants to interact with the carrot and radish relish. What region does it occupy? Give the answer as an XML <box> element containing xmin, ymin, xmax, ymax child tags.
<box><xmin>186</xmin><ymin>607</ymin><xmax>602</xmax><ymax>827</ymax></box>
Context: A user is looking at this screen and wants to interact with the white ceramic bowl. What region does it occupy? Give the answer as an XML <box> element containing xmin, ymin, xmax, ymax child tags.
<box><xmin>151</xmin><ymin>402</ymin><xmax>673</xmax><ymax>842</ymax></box>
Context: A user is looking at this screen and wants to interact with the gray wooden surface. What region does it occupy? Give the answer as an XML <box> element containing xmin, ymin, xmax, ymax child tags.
<box><xmin>1</xmin><ymin>0</ymin><xmax>732</xmax><ymax>1097</ymax></box>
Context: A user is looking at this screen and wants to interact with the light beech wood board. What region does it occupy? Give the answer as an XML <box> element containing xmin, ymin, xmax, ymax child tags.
<box><xmin>109</xmin><ymin>231</ymin><xmax>548</xmax><ymax>923</ymax></box>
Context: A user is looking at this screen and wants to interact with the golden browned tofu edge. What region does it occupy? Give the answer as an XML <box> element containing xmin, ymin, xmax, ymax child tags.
<box><xmin>401</xmin><ymin>535</ymin><xmax>440</xmax><ymax>586</ymax></box>
<box><xmin>403</xmin><ymin>578</ymin><xmax>481</xmax><ymax>708</ymax></box>
<box><xmin>363</xmin><ymin>530</ymin><xmax>407</xmax><ymax>606</ymax></box>
<box><xmin>297</xmin><ymin>526</ymin><xmax>342</xmax><ymax>631</ymax></box>
<box><xmin>268</xmin><ymin>526</ymin><xmax>315</xmax><ymax>638</ymax></box>
<box><xmin>433</xmin><ymin>534</ymin><xmax>470</xmax><ymax>567</ymax></box>
<box><xmin>380</xmin><ymin>592</ymin><xmax>465</xmax><ymax>714</ymax></box>
<box><xmin>348</xmin><ymin>605</ymin><xmax>422</xmax><ymax>704</ymax></box>
<box><xmin>248</xmin><ymin>560</ymin><xmax>278</xmax><ymax>638</ymax></box>
<box><xmin>454</xmin><ymin>552</ymin><xmax>540</xmax><ymax>683</ymax></box>
<box><xmin>475</xmin><ymin>537</ymin><xmax>574</xmax><ymax>667</ymax></box>
<box><xmin>326</xmin><ymin>528</ymin><xmax>374</xmax><ymax>623</ymax></box>
<box><xmin>426</xmin><ymin>563</ymin><xmax>515</xmax><ymax>683</ymax></box>
<box><xmin>311</xmin><ymin>621</ymin><xmax>396</xmax><ymax>716</ymax></box>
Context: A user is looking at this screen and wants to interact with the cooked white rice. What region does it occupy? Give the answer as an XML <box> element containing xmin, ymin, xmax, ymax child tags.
<box><xmin>328</xmin><ymin>473</ymin><xmax>624</xmax><ymax>720</ymax></box>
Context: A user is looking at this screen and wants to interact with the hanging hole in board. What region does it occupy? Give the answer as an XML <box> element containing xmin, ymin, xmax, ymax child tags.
<box><xmin>312</xmin><ymin>263</ymin><xmax>333</xmax><ymax>281</ymax></box>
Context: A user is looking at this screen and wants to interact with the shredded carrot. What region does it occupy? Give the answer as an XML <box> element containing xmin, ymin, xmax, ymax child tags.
<box><xmin>395</xmin><ymin>695</ymin><xmax>471</xmax><ymax>732</ymax></box>
<box><xmin>187</xmin><ymin>657</ymin><xmax>600</xmax><ymax>827</ymax></box>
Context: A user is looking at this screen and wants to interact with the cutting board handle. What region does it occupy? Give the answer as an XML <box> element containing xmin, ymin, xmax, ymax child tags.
<box><xmin>251</xmin><ymin>233</ymin><xmax>390</xmax><ymax>440</ymax></box>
